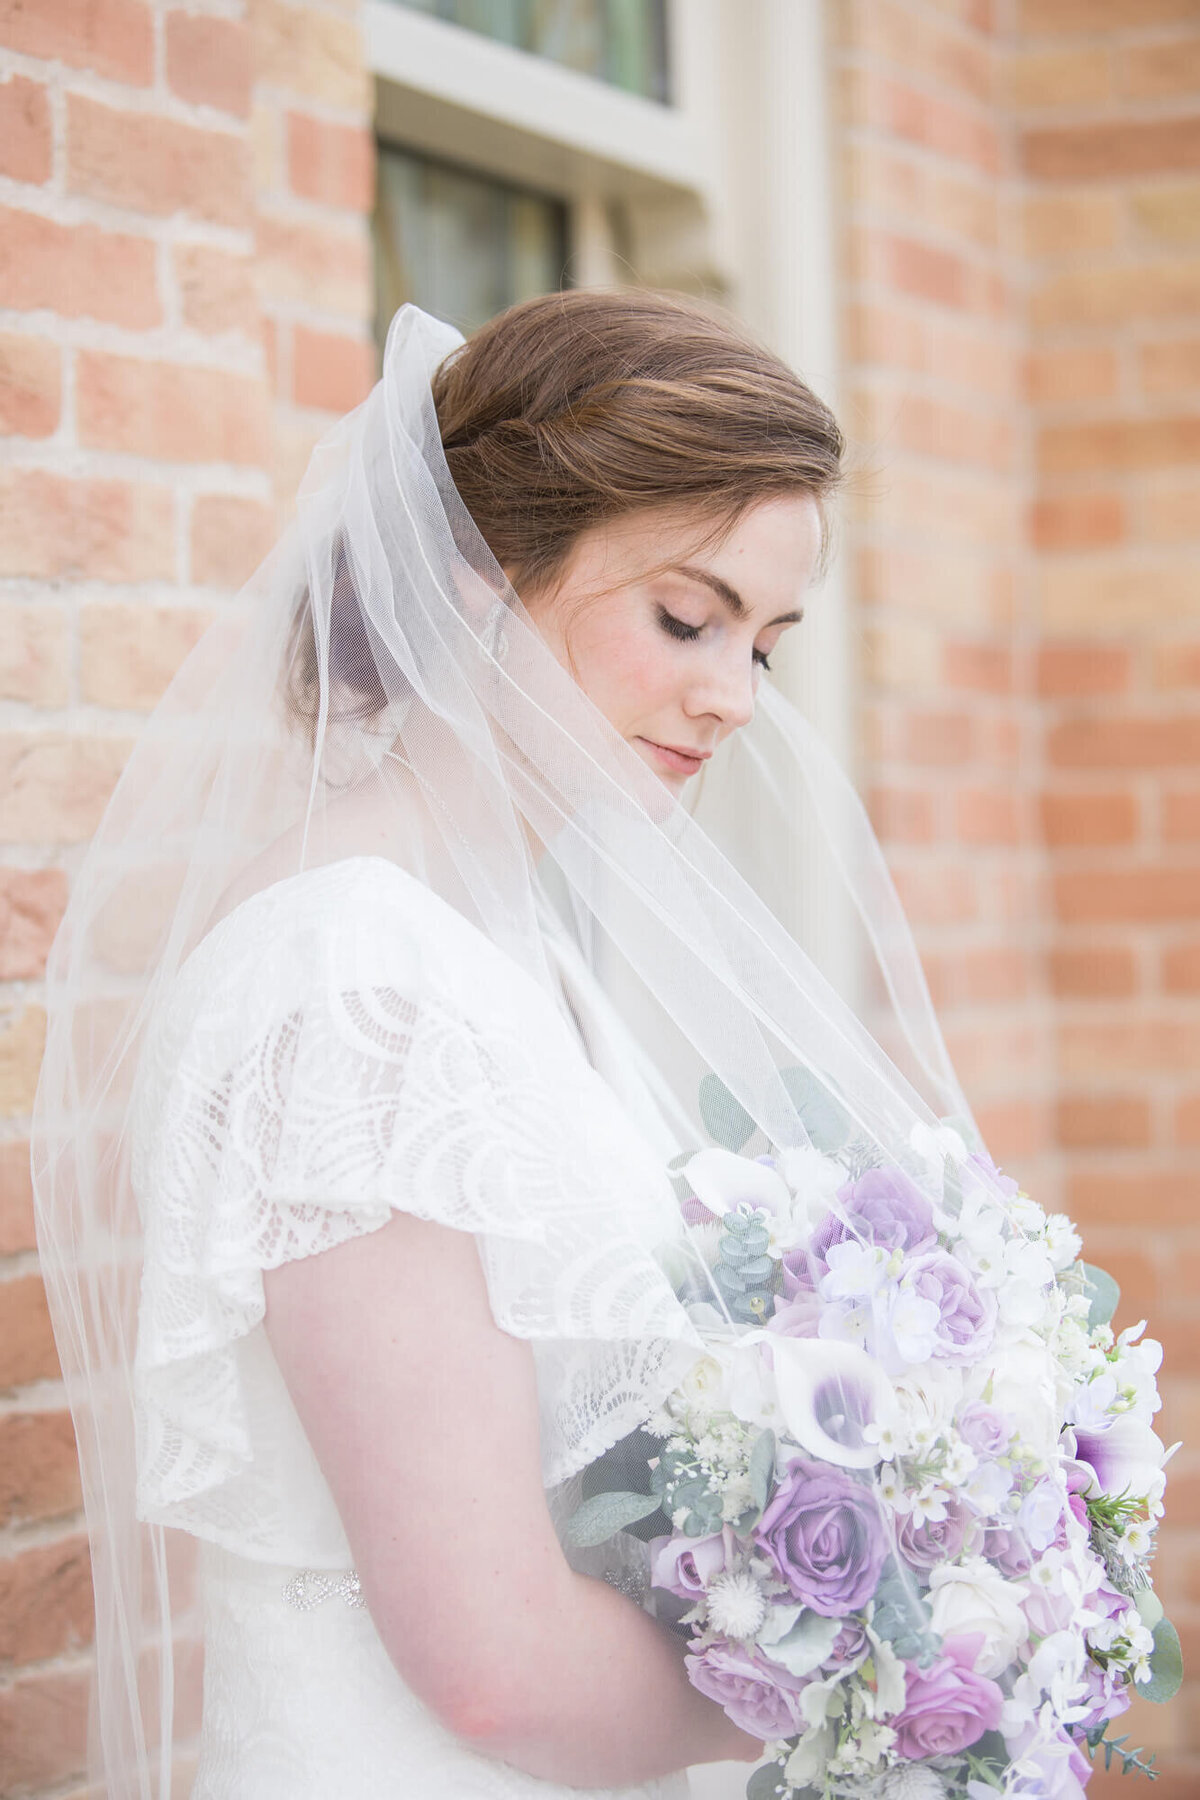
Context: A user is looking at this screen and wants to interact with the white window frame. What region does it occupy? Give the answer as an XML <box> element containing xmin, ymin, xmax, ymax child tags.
<box><xmin>366</xmin><ymin>0</ymin><xmax>852</xmax><ymax>990</ymax></box>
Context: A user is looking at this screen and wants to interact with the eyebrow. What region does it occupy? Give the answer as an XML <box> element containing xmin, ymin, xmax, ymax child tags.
<box><xmin>672</xmin><ymin>563</ymin><xmax>804</xmax><ymax>628</ymax></box>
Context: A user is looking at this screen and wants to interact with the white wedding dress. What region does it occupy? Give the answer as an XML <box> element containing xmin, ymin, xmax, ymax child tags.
<box><xmin>130</xmin><ymin>855</ymin><xmax>709</xmax><ymax>1799</ymax></box>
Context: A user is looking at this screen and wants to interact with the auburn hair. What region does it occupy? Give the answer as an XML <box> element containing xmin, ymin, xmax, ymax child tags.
<box><xmin>432</xmin><ymin>287</ymin><xmax>843</xmax><ymax>595</ymax></box>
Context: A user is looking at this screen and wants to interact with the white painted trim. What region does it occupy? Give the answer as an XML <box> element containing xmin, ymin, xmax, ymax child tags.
<box><xmin>364</xmin><ymin>2</ymin><xmax>712</xmax><ymax>201</ymax></box>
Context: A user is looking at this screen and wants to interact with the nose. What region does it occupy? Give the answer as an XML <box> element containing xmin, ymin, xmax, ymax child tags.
<box><xmin>684</xmin><ymin>654</ymin><xmax>757</xmax><ymax>734</ymax></box>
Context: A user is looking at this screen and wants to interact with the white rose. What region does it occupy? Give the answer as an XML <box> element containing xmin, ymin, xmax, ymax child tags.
<box><xmin>927</xmin><ymin>1556</ymin><xmax>1028</xmax><ymax>1679</ymax></box>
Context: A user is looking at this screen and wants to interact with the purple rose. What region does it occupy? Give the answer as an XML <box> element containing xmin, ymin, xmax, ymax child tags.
<box><xmin>824</xmin><ymin>1617</ymin><xmax>868</xmax><ymax>1669</ymax></box>
<box><xmin>755</xmin><ymin>1457</ymin><xmax>887</xmax><ymax>1617</ymax></box>
<box><xmin>1004</xmin><ymin>1721</ymin><xmax>1093</xmax><ymax>1800</ymax></box>
<box><xmin>897</xmin><ymin>1497</ymin><xmax>974</xmax><ymax>1573</ymax></box>
<box><xmin>813</xmin><ymin>1168</ymin><xmax>937</xmax><ymax>1263</ymax></box>
<box><xmin>904</xmin><ymin>1252</ymin><xmax>996</xmax><ymax>1359</ymax></box>
<box><xmin>780</xmin><ymin>1246</ymin><xmax>819</xmax><ymax>1301</ymax></box>
<box><xmin>957</xmin><ymin>1402</ymin><xmax>1011</xmax><ymax>1459</ymax></box>
<box><xmin>649</xmin><ymin>1532</ymin><xmax>726</xmax><ymax>1599</ymax></box>
<box><xmin>768</xmin><ymin>1288</ymin><xmax>821</xmax><ymax>1338</ymax></box>
<box><xmin>982</xmin><ymin>1526</ymin><xmax>1033</xmax><ymax>1579</ymax></box>
<box><xmin>686</xmin><ymin>1640</ymin><xmax>810</xmax><ymax>1739</ymax></box>
<box><xmin>892</xmin><ymin>1634</ymin><xmax>1004</xmax><ymax>1758</ymax></box>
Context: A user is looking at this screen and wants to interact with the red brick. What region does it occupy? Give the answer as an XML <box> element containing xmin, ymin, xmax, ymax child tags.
<box><xmin>1024</xmin><ymin>117</ymin><xmax>1200</xmax><ymax>184</ymax></box>
<box><xmin>974</xmin><ymin>1099</ymin><xmax>1045</xmax><ymax>1162</ymax></box>
<box><xmin>1019</xmin><ymin>0</ymin><xmax>1200</xmax><ymax>23</ymax></box>
<box><xmin>1164</xmin><ymin>940</ymin><xmax>1200</xmax><ymax>993</ymax></box>
<box><xmin>0</xmin><ymin>205</ymin><xmax>161</xmax><ymax>328</ymax></box>
<box><xmin>0</xmin><ymin>1138</ymin><xmax>33</xmax><ymax>1256</ymax></box>
<box><xmin>1024</xmin><ymin>196</ymin><xmax>1120</xmax><ymax>263</ymax></box>
<box><xmin>902</xmin><ymin>712</ymin><xmax>975</xmax><ymax>765</ymax></box>
<box><xmin>0</xmin><ymin>1274</ymin><xmax>60</xmax><ymax>1388</ymax></box>
<box><xmin>80</xmin><ymin>603</ymin><xmax>211</xmax><ymax>709</ymax></box>
<box><xmin>166</xmin><ymin>11</ymin><xmax>252</xmax><ymax>117</ymax></box>
<box><xmin>1123</xmin><ymin>34</ymin><xmax>1200</xmax><ymax>103</ymax></box>
<box><xmin>0</xmin><ymin>1666</ymin><xmax>88</xmax><ymax>1792</ymax></box>
<box><xmin>0</xmin><ymin>1535</ymin><xmax>93</xmax><ymax>1664</ymax></box>
<box><xmin>255</xmin><ymin>211</ymin><xmax>371</xmax><ymax>316</ymax></box>
<box><xmin>890</xmin><ymin>862</ymin><xmax>977</xmax><ymax>925</ymax></box>
<box><xmin>1039</xmin><ymin>415</ymin><xmax>1200</xmax><ymax>477</ymax></box>
<box><xmin>174</xmin><ymin>244</ymin><xmax>258</xmax><ymax>337</ymax></box>
<box><xmin>842</xmin><ymin>67</ymin><xmax>1001</xmax><ymax>174</ymax></box>
<box><xmin>1040</xmin><ymin>790</ymin><xmax>1138</xmax><ymax>848</ymax></box>
<box><xmin>1057</xmin><ymin>1094</ymin><xmax>1151</xmax><ymax>1150</ymax></box>
<box><xmin>0</xmin><ymin>0</ymin><xmax>152</xmax><ymax>83</ymax></box>
<box><xmin>292</xmin><ymin>326</ymin><xmax>374</xmax><ymax>413</ymax></box>
<box><xmin>1068</xmin><ymin>1167</ymin><xmax>1200</xmax><ymax>1228</ymax></box>
<box><xmin>1056</xmin><ymin>865</ymin><xmax>1200</xmax><ymax>924</ymax></box>
<box><xmin>0</xmin><ymin>734</ymin><xmax>131</xmax><ymax>846</ymax></box>
<box><xmin>68</xmin><ymin>93</ymin><xmax>249</xmax><ymax>228</ymax></box>
<box><xmin>1034</xmin><ymin>261</ymin><xmax>1200</xmax><ymax>332</ymax></box>
<box><xmin>1048</xmin><ymin>715</ymin><xmax>1200</xmax><ymax>769</ymax></box>
<box><xmin>1165</xmin><ymin>791</ymin><xmax>1200</xmax><ymax>841</ymax></box>
<box><xmin>1037</xmin><ymin>643</ymin><xmax>1132</xmax><ymax>698</ymax></box>
<box><xmin>868</xmin><ymin>786</ymin><xmax>937</xmax><ymax>844</ymax></box>
<box><xmin>962</xmin><ymin>946</ymin><xmax>1032</xmax><ymax>1004</ymax></box>
<box><xmin>0</xmin><ymin>469</ymin><xmax>174</xmax><ymax>582</ymax></box>
<box><xmin>0</xmin><ymin>74</ymin><xmax>50</xmax><ymax>185</ymax></box>
<box><xmin>943</xmin><ymin>642</ymin><xmax>1012</xmax><ymax>693</ymax></box>
<box><xmin>0</xmin><ymin>331</ymin><xmax>59</xmax><ymax>437</ymax></box>
<box><xmin>1031</xmin><ymin>493</ymin><xmax>1125</xmax><ymax>552</ymax></box>
<box><xmin>1143</xmin><ymin>338</ymin><xmax>1200</xmax><ymax>396</ymax></box>
<box><xmin>0</xmin><ymin>867</ymin><xmax>67</xmax><ymax>979</ymax></box>
<box><xmin>1176</xmin><ymin>1091</ymin><xmax>1200</xmax><ymax>1144</ymax></box>
<box><xmin>190</xmin><ymin>494</ymin><xmax>275</xmax><ymax>589</ymax></box>
<box><xmin>287</xmin><ymin>112</ymin><xmax>374</xmax><ymax>210</ymax></box>
<box><xmin>954</xmin><ymin>786</ymin><xmax>1022</xmax><ymax>844</ymax></box>
<box><xmin>1156</xmin><ymin>640</ymin><xmax>1200</xmax><ymax>687</ymax></box>
<box><xmin>1075</xmin><ymin>1239</ymin><xmax>1161</xmax><ymax>1323</ymax></box>
<box><xmin>1049</xmin><ymin>945</ymin><xmax>1137</xmax><ymax>998</ymax></box>
<box><xmin>77</xmin><ymin>351</ymin><xmax>271</xmax><ymax>465</ymax></box>
<box><xmin>0</xmin><ymin>1411</ymin><xmax>80</xmax><ymax>1527</ymax></box>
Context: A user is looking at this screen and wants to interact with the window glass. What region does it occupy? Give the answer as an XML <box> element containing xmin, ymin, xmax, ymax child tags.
<box><xmin>375</xmin><ymin>143</ymin><xmax>570</xmax><ymax>339</ymax></box>
<box><xmin>390</xmin><ymin>0</ymin><xmax>670</xmax><ymax>103</ymax></box>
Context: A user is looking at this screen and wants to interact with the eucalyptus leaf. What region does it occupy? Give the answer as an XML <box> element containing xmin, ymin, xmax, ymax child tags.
<box><xmin>749</xmin><ymin>1428</ymin><xmax>777</xmax><ymax>1514</ymax></box>
<box><xmin>1136</xmin><ymin>1587</ymin><xmax>1165</xmax><ymax>1630</ymax></box>
<box><xmin>1080</xmin><ymin>1261</ymin><xmax>1121</xmax><ymax>1332</ymax></box>
<box><xmin>747</xmin><ymin>1762</ymin><xmax>796</xmax><ymax>1800</ymax></box>
<box><xmin>780</xmin><ymin>1066</ymin><xmax>852</xmax><ymax>1154</ymax></box>
<box><xmin>760</xmin><ymin>1609</ymin><xmax>840</xmax><ymax>1678</ymax></box>
<box><xmin>564</xmin><ymin>1489</ymin><xmax>662</xmax><ymax>1549</ymax></box>
<box><xmin>1140</xmin><ymin>1617</ymin><xmax>1183</xmax><ymax>1704</ymax></box>
<box><xmin>699</xmin><ymin>1074</ymin><xmax>755</xmax><ymax>1151</ymax></box>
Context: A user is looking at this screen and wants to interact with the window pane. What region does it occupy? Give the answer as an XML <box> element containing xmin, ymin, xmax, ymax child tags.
<box><xmin>386</xmin><ymin>0</ymin><xmax>670</xmax><ymax>103</ymax></box>
<box><xmin>374</xmin><ymin>143</ymin><xmax>570</xmax><ymax>339</ymax></box>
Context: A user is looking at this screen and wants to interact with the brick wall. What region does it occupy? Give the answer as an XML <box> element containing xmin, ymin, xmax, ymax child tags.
<box><xmin>1016</xmin><ymin>2</ymin><xmax>1200</xmax><ymax>1787</ymax></box>
<box><xmin>0</xmin><ymin>1</ymin><xmax>373</xmax><ymax>1789</ymax></box>
<box><xmin>836</xmin><ymin>0</ymin><xmax>1199</xmax><ymax>1788</ymax></box>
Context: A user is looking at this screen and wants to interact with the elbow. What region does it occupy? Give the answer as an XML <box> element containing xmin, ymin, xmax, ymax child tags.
<box><xmin>428</xmin><ymin>1670</ymin><xmax>549</xmax><ymax>1756</ymax></box>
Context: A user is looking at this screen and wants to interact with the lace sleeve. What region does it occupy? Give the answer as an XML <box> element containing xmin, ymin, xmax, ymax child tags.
<box><xmin>131</xmin><ymin>859</ymin><xmax>699</xmax><ymax>1559</ymax></box>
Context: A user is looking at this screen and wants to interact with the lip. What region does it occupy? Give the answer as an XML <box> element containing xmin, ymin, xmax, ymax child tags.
<box><xmin>637</xmin><ymin>737</ymin><xmax>712</xmax><ymax>776</ymax></box>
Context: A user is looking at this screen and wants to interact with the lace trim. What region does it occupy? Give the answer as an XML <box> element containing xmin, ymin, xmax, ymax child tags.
<box><xmin>282</xmin><ymin>1569</ymin><xmax>365</xmax><ymax>1611</ymax></box>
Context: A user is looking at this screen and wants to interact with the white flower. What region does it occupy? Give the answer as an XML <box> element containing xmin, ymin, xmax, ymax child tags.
<box><xmin>1044</xmin><ymin>1212</ymin><xmax>1082</xmax><ymax>1272</ymax></box>
<box><xmin>941</xmin><ymin>1435</ymin><xmax>979</xmax><ymax>1487</ymax></box>
<box><xmin>909</xmin><ymin>1121</ymin><xmax>968</xmax><ymax>1168</ymax></box>
<box><xmin>881</xmin><ymin>1280</ymin><xmax>941</xmax><ymax>1367</ymax></box>
<box><xmin>680</xmin><ymin>1354</ymin><xmax>731</xmax><ymax>1418</ymax></box>
<box><xmin>1121</xmin><ymin>1518</ymin><xmax>1153</xmax><ymax>1559</ymax></box>
<box><xmin>962</xmin><ymin>1458</ymin><xmax>1012</xmax><ymax>1517</ymax></box>
<box><xmin>820</xmin><ymin>1240</ymin><xmax>893</xmax><ymax>1301</ymax></box>
<box><xmin>927</xmin><ymin>1557</ymin><xmax>1028</xmax><ymax>1679</ymax></box>
<box><xmin>971</xmin><ymin>1340</ymin><xmax>1059</xmax><ymax>1463</ymax></box>
<box><xmin>778</xmin><ymin>1143</ymin><xmax>847</xmax><ymax>1221</ymax></box>
<box><xmin>684</xmin><ymin>1147</ymin><xmax>791</xmax><ymax>1218</ymax></box>
<box><xmin>910</xmin><ymin>1483</ymin><xmax>950</xmax><ymax>1525</ymax></box>
<box><xmin>705</xmin><ymin>1570</ymin><xmax>767</xmax><ymax>1639</ymax></box>
<box><xmin>771</xmin><ymin>1335</ymin><xmax>899</xmax><ymax>1469</ymax></box>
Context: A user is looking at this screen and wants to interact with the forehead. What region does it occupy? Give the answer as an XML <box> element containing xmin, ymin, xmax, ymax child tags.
<box><xmin>560</xmin><ymin>493</ymin><xmax>823</xmax><ymax>610</ymax></box>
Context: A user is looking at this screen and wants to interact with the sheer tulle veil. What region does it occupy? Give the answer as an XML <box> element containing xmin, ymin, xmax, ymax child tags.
<box><xmin>32</xmin><ymin>302</ymin><xmax>1002</xmax><ymax>1795</ymax></box>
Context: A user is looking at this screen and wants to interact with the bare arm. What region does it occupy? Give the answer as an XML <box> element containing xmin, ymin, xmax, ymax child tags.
<box><xmin>263</xmin><ymin>1211</ymin><xmax>761</xmax><ymax>1786</ymax></box>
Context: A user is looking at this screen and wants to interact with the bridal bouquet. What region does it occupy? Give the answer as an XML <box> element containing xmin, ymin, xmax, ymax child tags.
<box><xmin>568</xmin><ymin>1079</ymin><xmax>1180</xmax><ymax>1799</ymax></box>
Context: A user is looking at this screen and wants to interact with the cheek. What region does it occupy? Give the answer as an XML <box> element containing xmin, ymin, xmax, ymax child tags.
<box><xmin>569</xmin><ymin>612</ymin><xmax>672</xmax><ymax>725</ymax></box>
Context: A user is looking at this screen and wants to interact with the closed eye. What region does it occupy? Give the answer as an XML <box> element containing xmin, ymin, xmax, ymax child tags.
<box><xmin>656</xmin><ymin>607</ymin><xmax>772</xmax><ymax>671</ymax></box>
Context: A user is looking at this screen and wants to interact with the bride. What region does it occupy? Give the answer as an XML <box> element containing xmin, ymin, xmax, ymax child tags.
<box><xmin>32</xmin><ymin>290</ymin><xmax>972</xmax><ymax>1797</ymax></box>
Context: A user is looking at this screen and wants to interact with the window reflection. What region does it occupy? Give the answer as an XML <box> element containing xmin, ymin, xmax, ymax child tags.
<box><xmin>390</xmin><ymin>0</ymin><xmax>670</xmax><ymax>104</ymax></box>
<box><xmin>374</xmin><ymin>143</ymin><xmax>570</xmax><ymax>339</ymax></box>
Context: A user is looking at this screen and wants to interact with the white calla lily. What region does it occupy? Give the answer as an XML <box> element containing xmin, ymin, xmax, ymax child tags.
<box><xmin>684</xmin><ymin>1147</ymin><xmax>792</xmax><ymax>1218</ymax></box>
<box><xmin>770</xmin><ymin>1335</ymin><xmax>897</xmax><ymax>1469</ymax></box>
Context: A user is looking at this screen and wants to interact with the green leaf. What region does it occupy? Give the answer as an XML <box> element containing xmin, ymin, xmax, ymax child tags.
<box><xmin>780</xmin><ymin>1065</ymin><xmax>852</xmax><ymax>1155</ymax></box>
<box><xmin>1136</xmin><ymin>1587</ymin><xmax>1164</xmax><ymax>1630</ymax></box>
<box><xmin>564</xmin><ymin>1489</ymin><xmax>663</xmax><ymax>1549</ymax></box>
<box><xmin>1080</xmin><ymin>1261</ymin><xmax>1121</xmax><ymax>1331</ymax></box>
<box><xmin>749</xmin><ymin>1428</ymin><xmax>776</xmax><ymax>1514</ymax></box>
<box><xmin>699</xmin><ymin>1074</ymin><xmax>755</xmax><ymax>1151</ymax></box>
<box><xmin>1139</xmin><ymin>1616</ymin><xmax>1183</xmax><ymax>1704</ymax></box>
<box><xmin>746</xmin><ymin>1763</ymin><xmax>802</xmax><ymax>1800</ymax></box>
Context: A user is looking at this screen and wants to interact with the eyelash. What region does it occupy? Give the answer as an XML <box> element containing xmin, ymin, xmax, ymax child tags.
<box><xmin>656</xmin><ymin>608</ymin><xmax>772</xmax><ymax>672</ymax></box>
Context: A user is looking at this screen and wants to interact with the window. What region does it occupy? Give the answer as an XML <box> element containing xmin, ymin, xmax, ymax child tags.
<box><xmin>375</xmin><ymin>143</ymin><xmax>569</xmax><ymax>336</ymax></box>
<box><xmin>387</xmin><ymin>0</ymin><xmax>669</xmax><ymax>102</ymax></box>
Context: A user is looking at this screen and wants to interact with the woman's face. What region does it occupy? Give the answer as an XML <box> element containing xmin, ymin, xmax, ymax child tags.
<box><xmin>522</xmin><ymin>494</ymin><xmax>823</xmax><ymax>794</ymax></box>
